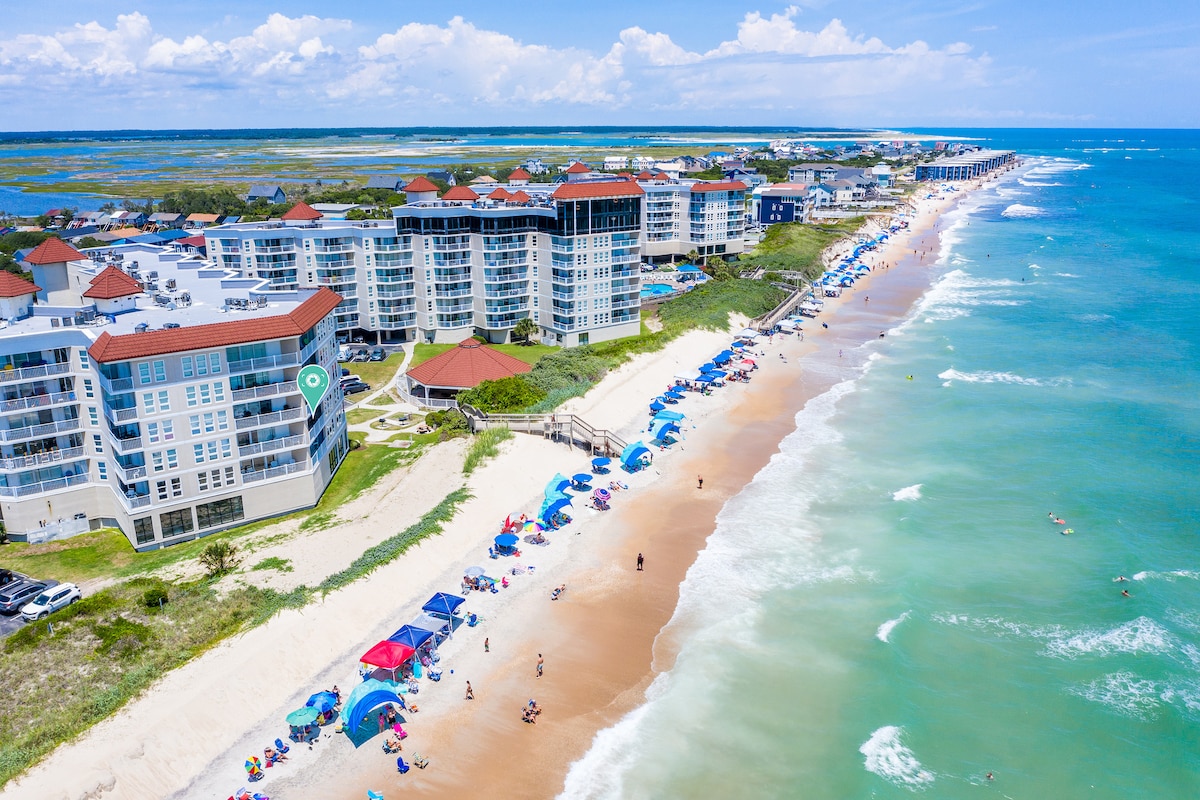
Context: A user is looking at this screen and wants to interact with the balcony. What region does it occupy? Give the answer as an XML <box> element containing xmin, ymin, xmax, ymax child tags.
<box><xmin>313</xmin><ymin>242</ymin><xmax>354</xmax><ymax>253</ymax></box>
<box><xmin>551</xmin><ymin>290</ymin><xmax>577</xmax><ymax>301</ymax></box>
<box><xmin>0</xmin><ymin>473</ymin><xmax>89</xmax><ymax>498</ymax></box>
<box><xmin>377</xmin><ymin>299</ymin><xmax>416</xmax><ymax>312</ymax></box>
<box><xmin>238</xmin><ymin>433</ymin><xmax>306</xmax><ymax>457</ymax></box>
<box><xmin>118</xmin><ymin>464</ymin><xmax>147</xmax><ymax>482</ymax></box>
<box><xmin>230</xmin><ymin>380</ymin><xmax>298</xmax><ymax>402</ymax></box>
<box><xmin>227</xmin><ymin>352</ymin><xmax>300</xmax><ymax>375</ymax></box>
<box><xmin>374</xmin><ymin>252</ymin><xmax>414</xmax><ymax>267</ymax></box>
<box><xmin>485</xmin><ymin>287</ymin><xmax>527</xmax><ymax>298</ymax></box>
<box><xmin>114</xmin><ymin>435</ymin><xmax>143</xmax><ymax>453</ymax></box>
<box><xmin>0</xmin><ymin>362</ymin><xmax>71</xmax><ymax>385</ymax></box>
<box><xmin>433</xmin><ymin>267</ymin><xmax>471</xmax><ymax>281</ymax></box>
<box><xmin>483</xmin><ymin>268</ymin><xmax>527</xmax><ymax>282</ymax></box>
<box><xmin>378</xmin><ymin>313</ymin><xmax>418</xmax><ymax>328</ymax></box>
<box><xmin>435</xmin><ymin>287</ymin><xmax>472</xmax><ymax>298</ymax></box>
<box><xmin>432</xmin><ymin>255</ymin><xmax>471</xmax><ymax>268</ymax></box>
<box><xmin>123</xmin><ymin>493</ymin><xmax>152</xmax><ymax>510</ymax></box>
<box><xmin>103</xmin><ymin>405</ymin><xmax>138</xmax><ymax>425</ymax></box>
<box><xmin>241</xmin><ymin>460</ymin><xmax>308</xmax><ymax>483</ymax></box>
<box><xmin>436</xmin><ymin>300</ymin><xmax>474</xmax><ymax>314</ymax></box>
<box><xmin>376</xmin><ymin>284</ymin><xmax>416</xmax><ymax>298</ymax></box>
<box><xmin>432</xmin><ymin>238</ymin><xmax>471</xmax><ymax>252</ymax></box>
<box><xmin>0</xmin><ymin>418</ymin><xmax>82</xmax><ymax>443</ymax></box>
<box><xmin>253</xmin><ymin>244</ymin><xmax>294</xmax><ymax>254</ymax></box>
<box><xmin>0</xmin><ymin>390</ymin><xmax>77</xmax><ymax>414</ymax></box>
<box><xmin>612</xmin><ymin>298</ymin><xmax>641</xmax><ymax>310</ymax></box>
<box><xmin>235</xmin><ymin>406</ymin><xmax>304</xmax><ymax>431</ymax></box>
<box><xmin>373</xmin><ymin>243</ymin><xmax>409</xmax><ymax>252</ymax></box>
<box><xmin>0</xmin><ymin>446</ymin><xmax>87</xmax><ymax>471</ymax></box>
<box><xmin>435</xmin><ymin>314</ymin><xmax>474</xmax><ymax>328</ymax></box>
<box><xmin>482</xmin><ymin>255</ymin><xmax>528</xmax><ymax>269</ymax></box>
<box><xmin>485</xmin><ymin>301</ymin><xmax>526</xmax><ymax>314</ymax></box>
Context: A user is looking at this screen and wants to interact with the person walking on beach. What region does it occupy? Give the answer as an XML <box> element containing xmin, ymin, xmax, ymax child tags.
<box><xmin>697</xmin><ymin>475</ymin><xmax>703</xmax><ymax>489</ymax></box>
<box><xmin>637</xmin><ymin>553</ymin><xmax>644</xmax><ymax>571</ymax></box>
<box><xmin>465</xmin><ymin>681</ymin><xmax>474</xmax><ymax>700</ymax></box>
<box><xmin>484</xmin><ymin>637</ymin><xmax>489</xmax><ymax>653</ymax></box>
<box><xmin>537</xmin><ymin>654</ymin><xmax>544</xmax><ymax>678</ymax></box>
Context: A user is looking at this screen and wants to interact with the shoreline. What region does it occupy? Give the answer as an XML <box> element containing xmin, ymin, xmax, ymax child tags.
<box><xmin>0</xmin><ymin>186</ymin><xmax>970</xmax><ymax>800</ymax></box>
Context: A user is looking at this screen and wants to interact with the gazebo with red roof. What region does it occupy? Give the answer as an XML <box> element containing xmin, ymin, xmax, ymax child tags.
<box><xmin>83</xmin><ymin>265</ymin><xmax>144</xmax><ymax>314</ymax></box>
<box><xmin>487</xmin><ymin>187</ymin><xmax>512</xmax><ymax>201</ymax></box>
<box><xmin>509</xmin><ymin>190</ymin><xmax>532</xmax><ymax>204</ymax></box>
<box><xmin>281</xmin><ymin>202</ymin><xmax>323</xmax><ymax>223</ymax></box>
<box><xmin>565</xmin><ymin>161</ymin><xmax>591</xmax><ymax>181</ymax></box>
<box><xmin>442</xmin><ymin>186</ymin><xmax>480</xmax><ymax>203</ymax></box>
<box><xmin>404</xmin><ymin>176</ymin><xmax>440</xmax><ymax>203</ymax></box>
<box><xmin>508</xmin><ymin>167</ymin><xmax>531</xmax><ymax>184</ymax></box>
<box><xmin>22</xmin><ymin>237</ymin><xmax>88</xmax><ymax>305</ymax></box>
<box><xmin>404</xmin><ymin>338</ymin><xmax>533</xmax><ymax>406</ymax></box>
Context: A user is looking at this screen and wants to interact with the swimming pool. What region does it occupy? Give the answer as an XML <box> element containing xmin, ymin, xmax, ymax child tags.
<box><xmin>640</xmin><ymin>283</ymin><xmax>677</xmax><ymax>298</ymax></box>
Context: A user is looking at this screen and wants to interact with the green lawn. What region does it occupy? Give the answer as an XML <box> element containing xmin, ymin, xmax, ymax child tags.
<box><xmin>408</xmin><ymin>343</ymin><xmax>456</xmax><ymax>369</ymax></box>
<box><xmin>0</xmin><ymin>442</ymin><xmax>413</xmax><ymax>585</ymax></box>
<box><xmin>409</xmin><ymin>341</ymin><xmax>556</xmax><ymax>370</ymax></box>
<box><xmin>738</xmin><ymin>217</ymin><xmax>865</xmax><ymax>278</ymax></box>
<box><xmin>344</xmin><ymin>353</ymin><xmax>405</xmax><ymax>389</ymax></box>
<box><xmin>346</xmin><ymin>408</ymin><xmax>385</xmax><ymax>425</ymax></box>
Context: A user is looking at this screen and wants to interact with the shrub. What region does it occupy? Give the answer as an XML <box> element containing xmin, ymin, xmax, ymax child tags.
<box><xmin>199</xmin><ymin>541</ymin><xmax>240</xmax><ymax>577</ymax></box>
<box><xmin>463</xmin><ymin>427</ymin><xmax>513</xmax><ymax>475</ymax></box>
<box><xmin>457</xmin><ymin>376</ymin><xmax>545</xmax><ymax>413</ymax></box>
<box><xmin>142</xmin><ymin>585</ymin><xmax>169</xmax><ymax>609</ymax></box>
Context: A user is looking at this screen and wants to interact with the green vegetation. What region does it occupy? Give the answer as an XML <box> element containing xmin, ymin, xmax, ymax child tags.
<box><xmin>424</xmin><ymin>408</ymin><xmax>471</xmax><ymax>440</ymax></box>
<box><xmin>486</xmin><ymin>342</ymin><xmax>556</xmax><ymax>365</ymax></box>
<box><xmin>408</xmin><ymin>343</ymin><xmax>456</xmax><ymax>369</ymax></box>
<box><xmin>463</xmin><ymin>279</ymin><xmax>787</xmax><ymax>414</ymax></box>
<box><xmin>0</xmin><ymin>486</ymin><xmax>472</xmax><ymax>788</ymax></box>
<box><xmin>343</xmin><ymin>353</ymin><xmax>404</xmax><ymax>388</ymax></box>
<box><xmin>736</xmin><ymin>217</ymin><xmax>865</xmax><ymax>279</ymax></box>
<box><xmin>199</xmin><ymin>542</ymin><xmax>241</xmax><ymax>577</ymax></box>
<box><xmin>346</xmin><ymin>408</ymin><xmax>385</xmax><ymax>425</ymax></box>
<box><xmin>0</xmin><ymin>230</ymin><xmax>51</xmax><ymax>276</ymax></box>
<box><xmin>512</xmin><ymin>317</ymin><xmax>538</xmax><ymax>344</ymax></box>
<box><xmin>463</xmin><ymin>428</ymin><xmax>514</xmax><ymax>476</ymax></box>
<box><xmin>368</xmin><ymin>394</ymin><xmax>398</xmax><ymax>407</ymax></box>
<box><xmin>251</xmin><ymin>556</ymin><xmax>293</xmax><ymax>573</ymax></box>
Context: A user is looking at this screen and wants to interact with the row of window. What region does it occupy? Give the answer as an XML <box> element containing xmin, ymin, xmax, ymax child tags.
<box><xmin>136</xmin><ymin>353</ymin><xmax>222</xmax><ymax>386</ymax></box>
<box><xmin>137</xmin><ymin>496</ymin><xmax>246</xmax><ymax>543</ymax></box>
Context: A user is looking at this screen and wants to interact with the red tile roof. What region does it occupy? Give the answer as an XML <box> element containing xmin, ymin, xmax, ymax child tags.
<box><xmin>635</xmin><ymin>171</ymin><xmax>655</xmax><ymax>180</ymax></box>
<box><xmin>509</xmin><ymin>190</ymin><xmax>532</xmax><ymax>204</ymax></box>
<box><xmin>0</xmin><ymin>272</ymin><xmax>41</xmax><ymax>298</ymax></box>
<box><xmin>508</xmin><ymin>168</ymin><xmax>531</xmax><ymax>180</ymax></box>
<box><xmin>487</xmin><ymin>188</ymin><xmax>512</xmax><ymax>200</ymax></box>
<box><xmin>617</xmin><ymin>172</ymin><xmax>633</xmax><ymax>179</ymax></box>
<box><xmin>23</xmin><ymin>237</ymin><xmax>86</xmax><ymax>265</ymax></box>
<box><xmin>177</xmin><ymin>235</ymin><xmax>207</xmax><ymax>248</ymax></box>
<box><xmin>689</xmin><ymin>180</ymin><xmax>749</xmax><ymax>193</ymax></box>
<box><xmin>406</xmin><ymin>338</ymin><xmax>533</xmax><ymax>390</ymax></box>
<box><xmin>404</xmin><ymin>176</ymin><xmax>439</xmax><ymax>193</ymax></box>
<box><xmin>551</xmin><ymin>181</ymin><xmax>645</xmax><ymax>200</ymax></box>
<box><xmin>281</xmin><ymin>202</ymin><xmax>322</xmax><ymax>221</ymax></box>
<box><xmin>565</xmin><ymin>162</ymin><xmax>591</xmax><ymax>174</ymax></box>
<box><xmin>82</xmin><ymin>266</ymin><xmax>143</xmax><ymax>300</ymax></box>
<box><xmin>87</xmin><ymin>288</ymin><xmax>342</xmax><ymax>363</ymax></box>
<box><xmin>653</xmin><ymin>172</ymin><xmax>671</xmax><ymax>180</ymax></box>
<box><xmin>442</xmin><ymin>186</ymin><xmax>480</xmax><ymax>201</ymax></box>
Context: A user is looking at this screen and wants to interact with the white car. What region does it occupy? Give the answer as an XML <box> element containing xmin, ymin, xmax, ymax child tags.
<box><xmin>20</xmin><ymin>582</ymin><xmax>81</xmax><ymax>621</ymax></box>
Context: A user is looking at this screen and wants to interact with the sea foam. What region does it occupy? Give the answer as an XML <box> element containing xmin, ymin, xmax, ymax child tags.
<box><xmin>876</xmin><ymin>611</ymin><xmax>912</xmax><ymax>643</ymax></box>
<box><xmin>938</xmin><ymin>368</ymin><xmax>1063</xmax><ymax>387</ymax></box>
<box><xmin>1002</xmin><ymin>204</ymin><xmax>1044</xmax><ymax>218</ymax></box>
<box><xmin>860</xmin><ymin>726</ymin><xmax>935</xmax><ymax>787</ymax></box>
<box><xmin>892</xmin><ymin>484</ymin><xmax>922</xmax><ymax>502</ymax></box>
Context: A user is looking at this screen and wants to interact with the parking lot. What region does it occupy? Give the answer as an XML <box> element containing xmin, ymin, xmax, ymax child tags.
<box><xmin>0</xmin><ymin>578</ymin><xmax>60</xmax><ymax>637</ymax></box>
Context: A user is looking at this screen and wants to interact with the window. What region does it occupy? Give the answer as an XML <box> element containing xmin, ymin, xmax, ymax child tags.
<box><xmin>166</xmin><ymin>449</ymin><xmax>178</xmax><ymax>469</ymax></box>
<box><xmin>147</xmin><ymin>422</ymin><xmax>160</xmax><ymax>443</ymax></box>
<box><xmin>193</xmin><ymin>443</ymin><xmax>205</xmax><ymax>463</ymax></box>
<box><xmin>199</xmin><ymin>384</ymin><xmax>211</xmax><ymax>404</ymax></box>
<box><xmin>181</xmin><ymin>356</ymin><xmax>193</xmax><ymax>379</ymax></box>
<box><xmin>186</xmin><ymin>386</ymin><xmax>197</xmax><ymax>407</ymax></box>
<box><xmin>89</xmin><ymin>407</ymin><xmax>98</xmax><ymax>426</ymax></box>
<box><xmin>170</xmin><ymin>476</ymin><xmax>182</xmax><ymax>497</ymax></box>
<box><xmin>196</xmin><ymin>496</ymin><xmax>244</xmax><ymax>529</ymax></box>
<box><xmin>143</xmin><ymin>392</ymin><xmax>157</xmax><ymax>414</ymax></box>
<box><xmin>97</xmin><ymin>461</ymin><xmax>107</xmax><ymax>480</ymax></box>
<box><xmin>159</xmin><ymin>509</ymin><xmax>193</xmax><ymax>537</ymax></box>
<box><xmin>133</xmin><ymin>517</ymin><xmax>154</xmax><ymax>545</ymax></box>
<box><xmin>79</xmin><ymin>349</ymin><xmax>90</xmax><ymax>370</ymax></box>
<box><xmin>189</xmin><ymin>415</ymin><xmax>201</xmax><ymax>435</ymax></box>
<box><xmin>203</xmin><ymin>412</ymin><xmax>215</xmax><ymax>433</ymax></box>
<box><xmin>83</xmin><ymin>379</ymin><xmax>94</xmax><ymax>399</ymax></box>
<box><xmin>92</xmin><ymin>434</ymin><xmax>103</xmax><ymax>453</ymax></box>
<box><xmin>217</xmin><ymin>410</ymin><xmax>229</xmax><ymax>430</ymax></box>
<box><xmin>208</xmin><ymin>353</ymin><xmax>222</xmax><ymax>374</ymax></box>
<box><xmin>161</xmin><ymin>419</ymin><xmax>173</xmax><ymax>440</ymax></box>
<box><xmin>138</xmin><ymin>363</ymin><xmax>152</xmax><ymax>385</ymax></box>
<box><xmin>152</xmin><ymin>452</ymin><xmax>164</xmax><ymax>472</ymax></box>
<box><xmin>224</xmin><ymin>466</ymin><xmax>235</xmax><ymax>484</ymax></box>
<box><xmin>220</xmin><ymin>438</ymin><xmax>231</xmax><ymax>459</ymax></box>
<box><xmin>153</xmin><ymin>361</ymin><xmax>166</xmax><ymax>383</ymax></box>
<box><xmin>156</xmin><ymin>480</ymin><xmax>168</xmax><ymax>500</ymax></box>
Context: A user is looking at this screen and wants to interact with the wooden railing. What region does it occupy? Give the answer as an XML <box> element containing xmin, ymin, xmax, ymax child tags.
<box><xmin>460</xmin><ymin>405</ymin><xmax>626</xmax><ymax>456</ymax></box>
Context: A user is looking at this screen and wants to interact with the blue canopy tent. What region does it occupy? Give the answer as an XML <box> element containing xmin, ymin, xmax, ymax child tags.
<box><xmin>677</xmin><ymin>263</ymin><xmax>702</xmax><ymax>273</ymax></box>
<box><xmin>621</xmin><ymin>441</ymin><xmax>652</xmax><ymax>472</ymax></box>
<box><xmin>387</xmin><ymin>624</ymin><xmax>435</xmax><ymax>651</ymax></box>
<box><xmin>709</xmin><ymin>370</ymin><xmax>727</xmax><ymax>379</ymax></box>
<box><xmin>696</xmin><ymin>374</ymin><xmax>716</xmax><ymax>384</ymax></box>
<box><xmin>658</xmin><ymin>393</ymin><xmax>679</xmax><ymax>405</ymax></box>
<box><xmin>714</xmin><ymin>350</ymin><xmax>735</xmax><ymax>363</ymax></box>
<box><xmin>306</xmin><ymin>691</ymin><xmax>338</xmax><ymax>715</ymax></box>
<box><xmin>540</xmin><ymin>495</ymin><xmax>573</xmax><ymax>524</ymax></box>
<box><xmin>545</xmin><ymin>474</ymin><xmax>571</xmax><ymax>497</ymax></box>
<box><xmin>422</xmin><ymin>592</ymin><xmax>465</xmax><ymax>618</ymax></box>
<box><xmin>653</xmin><ymin>410</ymin><xmax>685</xmax><ymax>422</ymax></box>
<box><xmin>591</xmin><ymin>456</ymin><xmax>612</xmax><ymax>474</ymax></box>
<box><xmin>664</xmin><ymin>389</ymin><xmax>685</xmax><ymax>400</ymax></box>
<box><xmin>341</xmin><ymin>679</ymin><xmax>403</xmax><ymax>741</ymax></box>
<box><xmin>571</xmin><ymin>473</ymin><xmax>593</xmax><ymax>488</ymax></box>
<box><xmin>649</xmin><ymin>400</ymin><xmax>666</xmax><ymax>412</ymax></box>
<box><xmin>495</xmin><ymin>532</ymin><xmax>520</xmax><ymax>547</ymax></box>
<box><xmin>698</xmin><ymin>363</ymin><xmax>716</xmax><ymax>373</ymax></box>
<box><xmin>649</xmin><ymin>419</ymin><xmax>680</xmax><ymax>443</ymax></box>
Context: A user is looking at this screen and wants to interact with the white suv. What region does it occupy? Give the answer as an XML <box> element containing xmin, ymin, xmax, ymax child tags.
<box><xmin>20</xmin><ymin>583</ymin><xmax>81</xmax><ymax>621</ymax></box>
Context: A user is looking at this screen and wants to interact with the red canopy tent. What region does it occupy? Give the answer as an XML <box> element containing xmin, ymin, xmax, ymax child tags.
<box><xmin>360</xmin><ymin>640</ymin><xmax>416</xmax><ymax>680</ymax></box>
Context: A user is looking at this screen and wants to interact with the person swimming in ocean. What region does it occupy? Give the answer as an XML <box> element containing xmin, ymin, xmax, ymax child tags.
<box><xmin>1115</xmin><ymin>576</ymin><xmax>1128</xmax><ymax>582</ymax></box>
<box><xmin>1122</xmin><ymin>589</ymin><xmax>1132</xmax><ymax>598</ymax></box>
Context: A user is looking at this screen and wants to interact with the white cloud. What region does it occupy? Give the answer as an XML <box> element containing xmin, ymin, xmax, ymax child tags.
<box><xmin>0</xmin><ymin>9</ymin><xmax>992</xmax><ymax>125</ymax></box>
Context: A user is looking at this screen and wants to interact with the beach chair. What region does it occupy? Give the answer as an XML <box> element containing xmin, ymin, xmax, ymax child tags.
<box><xmin>396</xmin><ymin>756</ymin><xmax>410</xmax><ymax>774</ymax></box>
<box><xmin>274</xmin><ymin>738</ymin><xmax>289</xmax><ymax>754</ymax></box>
<box><xmin>367</xmin><ymin>792</ymin><xmax>385</xmax><ymax>800</ymax></box>
<box><xmin>411</xmin><ymin>753</ymin><xmax>430</xmax><ymax>769</ymax></box>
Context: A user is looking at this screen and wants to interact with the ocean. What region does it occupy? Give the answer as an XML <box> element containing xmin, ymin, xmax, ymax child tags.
<box><xmin>560</xmin><ymin>129</ymin><xmax>1200</xmax><ymax>798</ymax></box>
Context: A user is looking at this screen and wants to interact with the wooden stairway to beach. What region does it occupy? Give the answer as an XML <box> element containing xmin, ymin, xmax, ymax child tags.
<box><xmin>460</xmin><ymin>405</ymin><xmax>627</xmax><ymax>456</ymax></box>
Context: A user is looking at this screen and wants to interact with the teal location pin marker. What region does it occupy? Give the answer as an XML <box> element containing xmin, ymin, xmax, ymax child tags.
<box><xmin>297</xmin><ymin>364</ymin><xmax>331</xmax><ymax>414</ymax></box>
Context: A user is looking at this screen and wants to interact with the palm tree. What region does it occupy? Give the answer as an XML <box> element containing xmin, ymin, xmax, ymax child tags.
<box><xmin>512</xmin><ymin>317</ymin><xmax>538</xmax><ymax>345</ymax></box>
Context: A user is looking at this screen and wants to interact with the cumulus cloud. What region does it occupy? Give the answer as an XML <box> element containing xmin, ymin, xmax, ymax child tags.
<box><xmin>0</xmin><ymin>9</ymin><xmax>991</xmax><ymax>125</ymax></box>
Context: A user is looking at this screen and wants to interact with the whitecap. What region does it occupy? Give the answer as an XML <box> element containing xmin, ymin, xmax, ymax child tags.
<box><xmin>860</xmin><ymin>726</ymin><xmax>935</xmax><ymax>787</ymax></box>
<box><xmin>1043</xmin><ymin>617</ymin><xmax>1176</xmax><ymax>660</ymax></box>
<box><xmin>1132</xmin><ymin>570</ymin><xmax>1200</xmax><ymax>582</ymax></box>
<box><xmin>1002</xmin><ymin>204</ymin><xmax>1044</xmax><ymax>218</ymax></box>
<box><xmin>892</xmin><ymin>484</ymin><xmax>923</xmax><ymax>502</ymax></box>
<box><xmin>938</xmin><ymin>368</ymin><xmax>1064</xmax><ymax>387</ymax></box>
<box><xmin>877</xmin><ymin>611</ymin><xmax>912</xmax><ymax>643</ymax></box>
<box><xmin>1052</xmin><ymin>272</ymin><xmax>1081</xmax><ymax>278</ymax></box>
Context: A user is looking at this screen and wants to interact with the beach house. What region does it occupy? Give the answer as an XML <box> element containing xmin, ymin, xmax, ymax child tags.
<box><xmin>245</xmin><ymin>184</ymin><xmax>286</xmax><ymax>204</ymax></box>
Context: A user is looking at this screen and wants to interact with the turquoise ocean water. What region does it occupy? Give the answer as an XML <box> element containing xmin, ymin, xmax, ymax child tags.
<box><xmin>560</xmin><ymin>130</ymin><xmax>1200</xmax><ymax>798</ymax></box>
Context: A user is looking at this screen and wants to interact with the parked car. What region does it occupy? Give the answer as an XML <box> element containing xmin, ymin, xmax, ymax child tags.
<box><xmin>369</xmin><ymin>347</ymin><xmax>386</xmax><ymax>362</ymax></box>
<box><xmin>0</xmin><ymin>581</ymin><xmax>47</xmax><ymax>615</ymax></box>
<box><xmin>340</xmin><ymin>367</ymin><xmax>351</xmax><ymax>377</ymax></box>
<box><xmin>350</xmin><ymin>349</ymin><xmax>370</xmax><ymax>362</ymax></box>
<box><xmin>342</xmin><ymin>381</ymin><xmax>370</xmax><ymax>395</ymax></box>
<box><xmin>0</xmin><ymin>568</ymin><xmax>29</xmax><ymax>588</ymax></box>
<box><xmin>21</xmin><ymin>582</ymin><xmax>81</xmax><ymax>621</ymax></box>
<box><xmin>337</xmin><ymin>345</ymin><xmax>352</xmax><ymax>362</ymax></box>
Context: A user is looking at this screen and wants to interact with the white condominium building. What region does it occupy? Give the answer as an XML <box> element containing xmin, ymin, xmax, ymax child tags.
<box><xmin>635</xmin><ymin>174</ymin><xmax>748</xmax><ymax>263</ymax></box>
<box><xmin>2</xmin><ymin>237</ymin><xmax>348</xmax><ymax>549</ymax></box>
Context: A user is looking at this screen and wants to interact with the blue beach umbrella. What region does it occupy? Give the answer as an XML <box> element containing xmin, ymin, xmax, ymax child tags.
<box><xmin>495</xmin><ymin>533</ymin><xmax>520</xmax><ymax>547</ymax></box>
<box><xmin>571</xmin><ymin>473</ymin><xmax>593</xmax><ymax>486</ymax></box>
<box><xmin>649</xmin><ymin>400</ymin><xmax>666</xmax><ymax>412</ymax></box>
<box><xmin>306</xmin><ymin>691</ymin><xmax>338</xmax><ymax>714</ymax></box>
<box><xmin>591</xmin><ymin>456</ymin><xmax>611</xmax><ymax>468</ymax></box>
<box><xmin>664</xmin><ymin>389</ymin><xmax>685</xmax><ymax>400</ymax></box>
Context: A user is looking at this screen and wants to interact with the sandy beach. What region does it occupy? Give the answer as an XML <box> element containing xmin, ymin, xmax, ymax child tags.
<box><xmin>0</xmin><ymin>186</ymin><xmax>969</xmax><ymax>800</ymax></box>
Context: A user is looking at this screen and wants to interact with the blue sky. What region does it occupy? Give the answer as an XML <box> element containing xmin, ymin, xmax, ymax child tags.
<box><xmin>1</xmin><ymin>1</ymin><xmax>1196</xmax><ymax>130</ymax></box>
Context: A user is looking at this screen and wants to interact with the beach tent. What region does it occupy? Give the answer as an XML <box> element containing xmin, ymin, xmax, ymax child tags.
<box><xmin>387</xmin><ymin>624</ymin><xmax>435</xmax><ymax>651</ymax></box>
<box><xmin>306</xmin><ymin>691</ymin><xmax>338</xmax><ymax>715</ymax></box>
<box><xmin>650</xmin><ymin>419</ymin><xmax>680</xmax><ymax>442</ymax></box>
<box><xmin>621</xmin><ymin>441</ymin><xmax>652</xmax><ymax>470</ymax></box>
<box><xmin>571</xmin><ymin>473</ymin><xmax>592</xmax><ymax>487</ymax></box>
<box><xmin>361</xmin><ymin>640</ymin><xmax>416</xmax><ymax>672</ymax></box>
<box><xmin>664</xmin><ymin>389</ymin><xmax>685</xmax><ymax>400</ymax></box>
<box><xmin>341</xmin><ymin>679</ymin><xmax>403</xmax><ymax>736</ymax></box>
<box><xmin>677</xmin><ymin>264</ymin><xmax>702</xmax><ymax>273</ymax></box>
<box><xmin>545</xmin><ymin>474</ymin><xmax>570</xmax><ymax>497</ymax></box>
<box><xmin>738</xmin><ymin>328</ymin><xmax>759</xmax><ymax>339</ymax></box>
<box><xmin>696</xmin><ymin>374</ymin><xmax>716</xmax><ymax>384</ymax></box>
<box><xmin>714</xmin><ymin>350</ymin><xmax>735</xmax><ymax>362</ymax></box>
<box><xmin>540</xmin><ymin>494</ymin><xmax>573</xmax><ymax>524</ymax></box>
<box><xmin>698</xmin><ymin>363</ymin><xmax>715</xmax><ymax>373</ymax></box>
<box><xmin>709</xmin><ymin>370</ymin><xmax>727</xmax><ymax>379</ymax></box>
<box><xmin>422</xmin><ymin>592</ymin><xmax>465</xmax><ymax>617</ymax></box>
<box><xmin>653</xmin><ymin>410</ymin><xmax>686</xmax><ymax>422</ymax></box>
<box><xmin>649</xmin><ymin>400</ymin><xmax>666</xmax><ymax>412</ymax></box>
